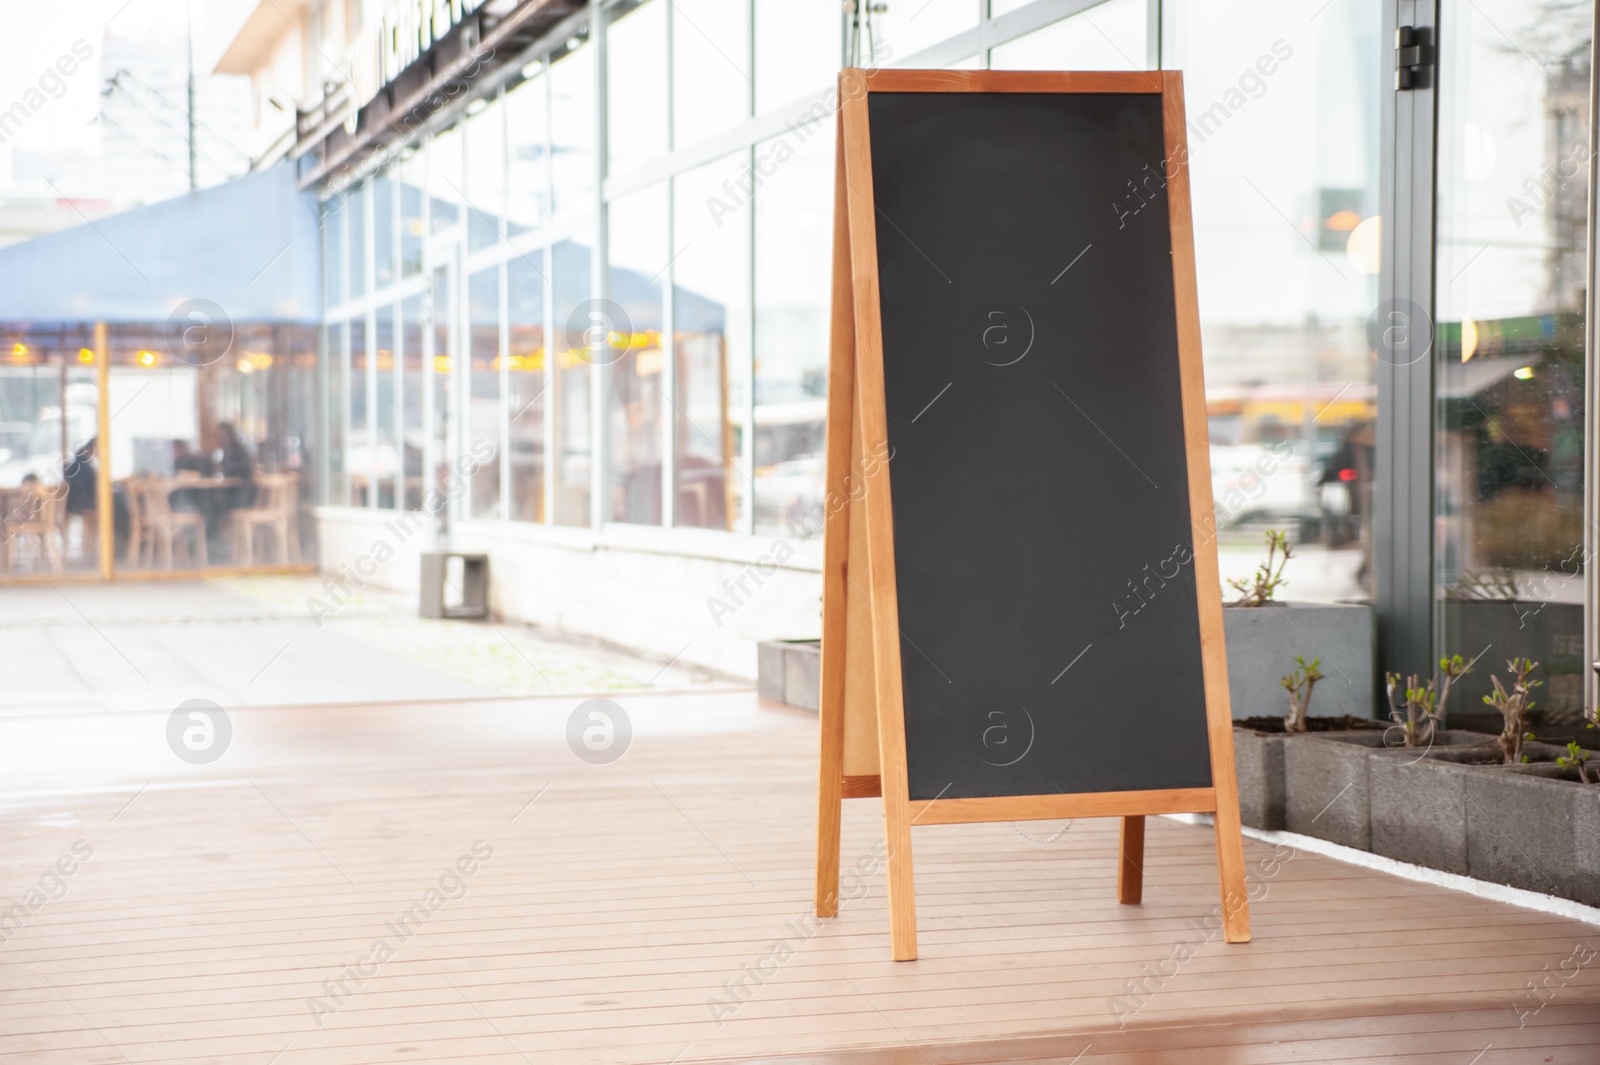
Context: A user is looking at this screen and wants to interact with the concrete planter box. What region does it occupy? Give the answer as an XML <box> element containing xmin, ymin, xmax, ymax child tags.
<box><xmin>1224</xmin><ymin>601</ymin><xmax>1375</xmax><ymax>722</ymax></box>
<box><xmin>1231</xmin><ymin>727</ymin><xmax>1288</xmax><ymax>830</ymax></box>
<box><xmin>1463</xmin><ymin>759</ymin><xmax>1600</xmax><ymax>908</ymax></box>
<box><xmin>1291</xmin><ymin>734</ymin><xmax>1600</xmax><ymax>908</ymax></box>
<box><xmin>1284</xmin><ymin>730</ymin><xmax>1493</xmax><ymax>851</ymax></box>
<box><xmin>756</xmin><ymin>639</ymin><xmax>821</xmax><ymax>711</ymax></box>
<box><xmin>1368</xmin><ymin>746</ymin><xmax>1495</xmax><ymax>875</ymax></box>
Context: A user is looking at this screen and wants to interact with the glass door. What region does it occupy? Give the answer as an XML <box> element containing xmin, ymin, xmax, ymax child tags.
<box><xmin>1432</xmin><ymin>0</ymin><xmax>1592</xmax><ymax>735</ymax></box>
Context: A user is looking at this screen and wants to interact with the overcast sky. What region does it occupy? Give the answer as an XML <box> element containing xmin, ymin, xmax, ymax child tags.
<box><xmin>0</xmin><ymin>0</ymin><xmax>196</xmax><ymax>162</ymax></box>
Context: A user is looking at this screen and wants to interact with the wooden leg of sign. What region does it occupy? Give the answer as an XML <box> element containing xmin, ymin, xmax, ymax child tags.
<box><xmin>1117</xmin><ymin>815</ymin><xmax>1145</xmax><ymax>905</ymax></box>
<box><xmin>815</xmin><ymin>115</ymin><xmax>858</xmax><ymax>921</ymax></box>
<box><xmin>1210</xmin><ymin>724</ymin><xmax>1252</xmax><ymax>942</ymax></box>
<box><xmin>881</xmin><ymin>791</ymin><xmax>918</xmax><ymax>961</ymax></box>
<box><xmin>814</xmin><ymin>707</ymin><xmax>845</xmax><ymax>918</ymax></box>
<box><xmin>1212</xmin><ymin>784</ymin><xmax>1252</xmax><ymax>943</ymax></box>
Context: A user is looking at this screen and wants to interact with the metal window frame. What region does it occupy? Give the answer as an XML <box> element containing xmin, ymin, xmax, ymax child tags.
<box><xmin>1585</xmin><ymin>0</ymin><xmax>1600</xmax><ymax>713</ymax></box>
<box><xmin>1375</xmin><ymin>0</ymin><xmax>1439</xmax><ymax>683</ymax></box>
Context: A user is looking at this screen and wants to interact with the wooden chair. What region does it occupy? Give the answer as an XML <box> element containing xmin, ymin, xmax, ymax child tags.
<box><xmin>125</xmin><ymin>476</ymin><xmax>147</xmax><ymax>565</ymax></box>
<box><xmin>142</xmin><ymin>478</ymin><xmax>207</xmax><ymax>568</ymax></box>
<box><xmin>65</xmin><ymin>510</ymin><xmax>96</xmax><ymax>563</ymax></box>
<box><xmin>9</xmin><ymin>484</ymin><xmax>63</xmax><ymax>573</ymax></box>
<box><xmin>232</xmin><ymin>472</ymin><xmax>301</xmax><ymax>566</ymax></box>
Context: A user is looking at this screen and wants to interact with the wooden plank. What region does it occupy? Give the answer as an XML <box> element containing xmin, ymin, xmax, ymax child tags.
<box><xmin>815</xmin><ymin>110</ymin><xmax>856</xmax><ymax>921</ymax></box>
<box><xmin>1161</xmin><ymin>69</ymin><xmax>1251</xmax><ymax>945</ymax></box>
<box><xmin>840</xmin><ymin>414</ymin><xmax>881</xmax><ymax>777</ymax></box>
<box><xmin>839</xmin><ymin>76</ymin><xmax>919</xmax><ymax>963</ymax></box>
<box><xmin>3</xmin><ymin>693</ymin><xmax>1599</xmax><ymax>1065</ymax></box>
<box><xmin>908</xmin><ymin>788</ymin><xmax>1217</xmax><ymax>825</ymax></box>
<box><xmin>1118</xmin><ymin>815</ymin><xmax>1145</xmax><ymax>905</ymax></box>
<box><xmin>841</xmin><ymin>775</ymin><xmax>882</xmax><ymax>798</ymax></box>
<box><xmin>853</xmin><ymin>68</ymin><xmax>1163</xmax><ymax>94</ymax></box>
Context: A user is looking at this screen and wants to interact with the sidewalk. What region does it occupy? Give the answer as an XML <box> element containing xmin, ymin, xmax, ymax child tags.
<box><xmin>0</xmin><ymin>577</ymin><xmax>737</xmax><ymax>716</ymax></box>
<box><xmin>2</xmin><ymin>690</ymin><xmax>1596</xmax><ymax>1063</ymax></box>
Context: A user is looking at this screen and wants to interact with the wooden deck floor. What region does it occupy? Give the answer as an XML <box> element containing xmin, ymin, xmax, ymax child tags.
<box><xmin>1</xmin><ymin>691</ymin><xmax>1597</xmax><ymax>1064</ymax></box>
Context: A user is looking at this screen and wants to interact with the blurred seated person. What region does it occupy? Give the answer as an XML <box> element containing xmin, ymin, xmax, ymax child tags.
<box><xmin>64</xmin><ymin>440</ymin><xmax>97</xmax><ymax>517</ymax></box>
<box><xmin>215</xmin><ymin>422</ymin><xmax>256</xmax><ymax>509</ymax></box>
<box><xmin>173</xmin><ymin>439</ymin><xmax>214</xmax><ymax>476</ymax></box>
<box><xmin>169</xmin><ymin>439</ymin><xmax>213</xmax><ymax>515</ymax></box>
<box><xmin>62</xmin><ymin>437</ymin><xmax>129</xmax><ymax>556</ymax></box>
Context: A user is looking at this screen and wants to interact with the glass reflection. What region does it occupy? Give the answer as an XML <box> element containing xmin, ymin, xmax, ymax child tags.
<box><xmin>348</xmin><ymin>318</ymin><xmax>370</xmax><ymax>505</ymax></box>
<box><xmin>551</xmin><ymin>42</ymin><xmax>595</xmax><ymax>219</ymax></box>
<box><xmin>607</xmin><ymin>185</ymin><xmax>667</xmax><ymax>525</ymax></box>
<box><xmin>1166</xmin><ymin>1</ymin><xmax>1379</xmax><ymax>604</ymax></box>
<box><xmin>673</xmin><ymin>0</ymin><xmax>750</xmax><ymax>148</ymax></box>
<box><xmin>375</xmin><ymin>305</ymin><xmax>397</xmax><ymax>508</ymax></box>
<box><xmin>607</xmin><ymin>0</ymin><xmax>668</xmax><ymax>176</ymax></box>
<box><xmin>468</xmin><ymin>266</ymin><xmax>502</xmax><ymax>519</ymax></box>
<box><xmin>430</xmin><ymin>127</ymin><xmax>463</xmax><ymax>234</ymax></box>
<box><xmin>507</xmin><ymin>72</ymin><xmax>549</xmax><ymax>237</ymax></box>
<box><xmin>552</xmin><ymin>233</ymin><xmax>594</xmax><ymax>526</ymax></box>
<box><xmin>674</xmin><ymin>153</ymin><xmax>750</xmax><ymax>532</ymax></box>
<box><xmin>401</xmin><ymin>295</ymin><xmax>425</xmax><ymax>509</ymax></box>
<box><xmin>467</xmin><ymin>94</ymin><xmax>505</xmax><ymax>252</ymax></box>
<box><xmin>508</xmin><ymin>253</ymin><xmax>546</xmax><ymax>521</ymax></box>
<box><xmin>1435</xmin><ymin>0</ymin><xmax>1591</xmax><ymax>734</ymax></box>
<box><xmin>753</xmin><ymin>122</ymin><xmax>830</xmax><ymax>537</ymax></box>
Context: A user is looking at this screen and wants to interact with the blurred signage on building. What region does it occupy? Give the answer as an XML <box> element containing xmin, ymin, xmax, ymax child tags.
<box><xmin>347</xmin><ymin>0</ymin><xmax>500</xmax><ymax>114</ymax></box>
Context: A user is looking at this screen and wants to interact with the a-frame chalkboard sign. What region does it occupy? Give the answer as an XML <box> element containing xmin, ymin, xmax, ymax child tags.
<box><xmin>814</xmin><ymin>69</ymin><xmax>1251</xmax><ymax>961</ymax></box>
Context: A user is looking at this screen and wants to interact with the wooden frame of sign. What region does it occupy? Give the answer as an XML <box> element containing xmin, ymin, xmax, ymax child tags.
<box><xmin>813</xmin><ymin>68</ymin><xmax>1252</xmax><ymax>962</ymax></box>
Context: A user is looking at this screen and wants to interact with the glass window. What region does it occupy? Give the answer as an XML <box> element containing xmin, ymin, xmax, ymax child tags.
<box><xmin>673</xmin><ymin>152</ymin><xmax>751</xmax><ymax>532</ymax></box>
<box><xmin>552</xmin><ymin>231</ymin><xmax>595</xmax><ymax>526</ymax></box>
<box><xmin>507</xmin><ymin>71</ymin><xmax>549</xmax><ymax>238</ymax></box>
<box><xmin>467</xmin><ymin>95</ymin><xmax>506</xmax><ymax>252</ymax></box>
<box><xmin>1434</xmin><ymin>0</ymin><xmax>1591</xmax><ymax>729</ymax></box>
<box><xmin>508</xmin><ymin>251</ymin><xmax>546</xmax><ymax>521</ymax></box>
<box><xmin>468</xmin><ymin>265</ymin><xmax>503</xmax><ymax>519</ymax></box>
<box><xmin>551</xmin><ymin>41</ymin><xmax>596</xmax><ymax>219</ymax></box>
<box><xmin>375</xmin><ymin>305</ymin><xmax>397</xmax><ymax>509</ymax></box>
<box><xmin>348</xmin><ymin>183</ymin><xmax>367</xmax><ymax>299</ymax></box>
<box><xmin>755</xmin><ymin>0</ymin><xmax>840</xmax><ymax>114</ymax></box>
<box><xmin>348</xmin><ymin>318</ymin><xmax>370</xmax><ymax>505</ymax></box>
<box><xmin>990</xmin><ymin>0</ymin><xmax>1148</xmax><ymax>71</ymax></box>
<box><xmin>606</xmin><ymin>184</ymin><xmax>668</xmax><ymax>525</ymax></box>
<box><xmin>401</xmin><ymin>295</ymin><xmax>424</xmax><ymax>509</ymax></box>
<box><xmin>673</xmin><ymin>0</ymin><xmax>751</xmax><ymax>148</ymax></box>
<box><xmin>753</xmin><ymin>120</ymin><xmax>831</xmax><ymax>537</ymax></box>
<box><xmin>324</xmin><ymin>194</ymin><xmax>344</xmax><ymax>308</ymax></box>
<box><xmin>1165</xmin><ymin>2</ymin><xmax>1378</xmax><ymax>604</ymax></box>
<box><xmin>607</xmin><ymin>0</ymin><xmax>668</xmax><ymax>176</ymax></box>
<box><xmin>400</xmin><ymin>151</ymin><xmax>425</xmax><ymax>276</ymax></box>
<box><xmin>325</xmin><ymin>322</ymin><xmax>347</xmax><ymax>505</ymax></box>
<box><xmin>431</xmin><ymin>267</ymin><xmax>454</xmax><ymax>523</ymax></box>
<box><xmin>430</xmin><ymin>126</ymin><xmax>463</xmax><ymax>233</ymax></box>
<box><xmin>374</xmin><ymin>174</ymin><xmax>396</xmax><ymax>288</ymax></box>
<box><xmin>866</xmin><ymin>0</ymin><xmax>974</xmax><ymax>63</ymax></box>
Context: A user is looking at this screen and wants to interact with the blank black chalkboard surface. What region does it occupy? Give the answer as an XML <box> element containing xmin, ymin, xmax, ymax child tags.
<box><xmin>813</xmin><ymin>70</ymin><xmax>1250</xmax><ymax>962</ymax></box>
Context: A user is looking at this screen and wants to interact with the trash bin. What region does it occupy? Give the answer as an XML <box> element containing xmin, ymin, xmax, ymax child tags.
<box><xmin>419</xmin><ymin>551</ymin><xmax>489</xmax><ymax>619</ymax></box>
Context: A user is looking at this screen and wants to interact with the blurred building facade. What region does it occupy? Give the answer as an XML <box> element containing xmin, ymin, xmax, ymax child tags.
<box><xmin>0</xmin><ymin>0</ymin><xmax>1589</xmax><ymax>693</ymax></box>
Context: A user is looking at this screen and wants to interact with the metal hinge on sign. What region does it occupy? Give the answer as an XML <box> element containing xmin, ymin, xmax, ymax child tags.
<box><xmin>1396</xmin><ymin>25</ymin><xmax>1433</xmax><ymax>90</ymax></box>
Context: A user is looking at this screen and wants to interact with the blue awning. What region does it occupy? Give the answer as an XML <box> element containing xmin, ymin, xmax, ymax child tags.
<box><xmin>0</xmin><ymin>164</ymin><xmax>321</xmax><ymax>326</ymax></box>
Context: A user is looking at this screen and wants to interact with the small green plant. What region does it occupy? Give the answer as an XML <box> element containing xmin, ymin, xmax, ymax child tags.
<box><xmin>1229</xmin><ymin>529</ymin><xmax>1291</xmax><ymax>607</ymax></box>
<box><xmin>1280</xmin><ymin>656</ymin><xmax>1325</xmax><ymax>733</ymax></box>
<box><xmin>1385</xmin><ymin>654</ymin><xmax>1473</xmax><ymax>748</ymax></box>
<box><xmin>1556</xmin><ymin>742</ymin><xmax>1596</xmax><ymax>784</ymax></box>
<box><xmin>1484</xmin><ymin>657</ymin><xmax>1541</xmax><ymax>765</ymax></box>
